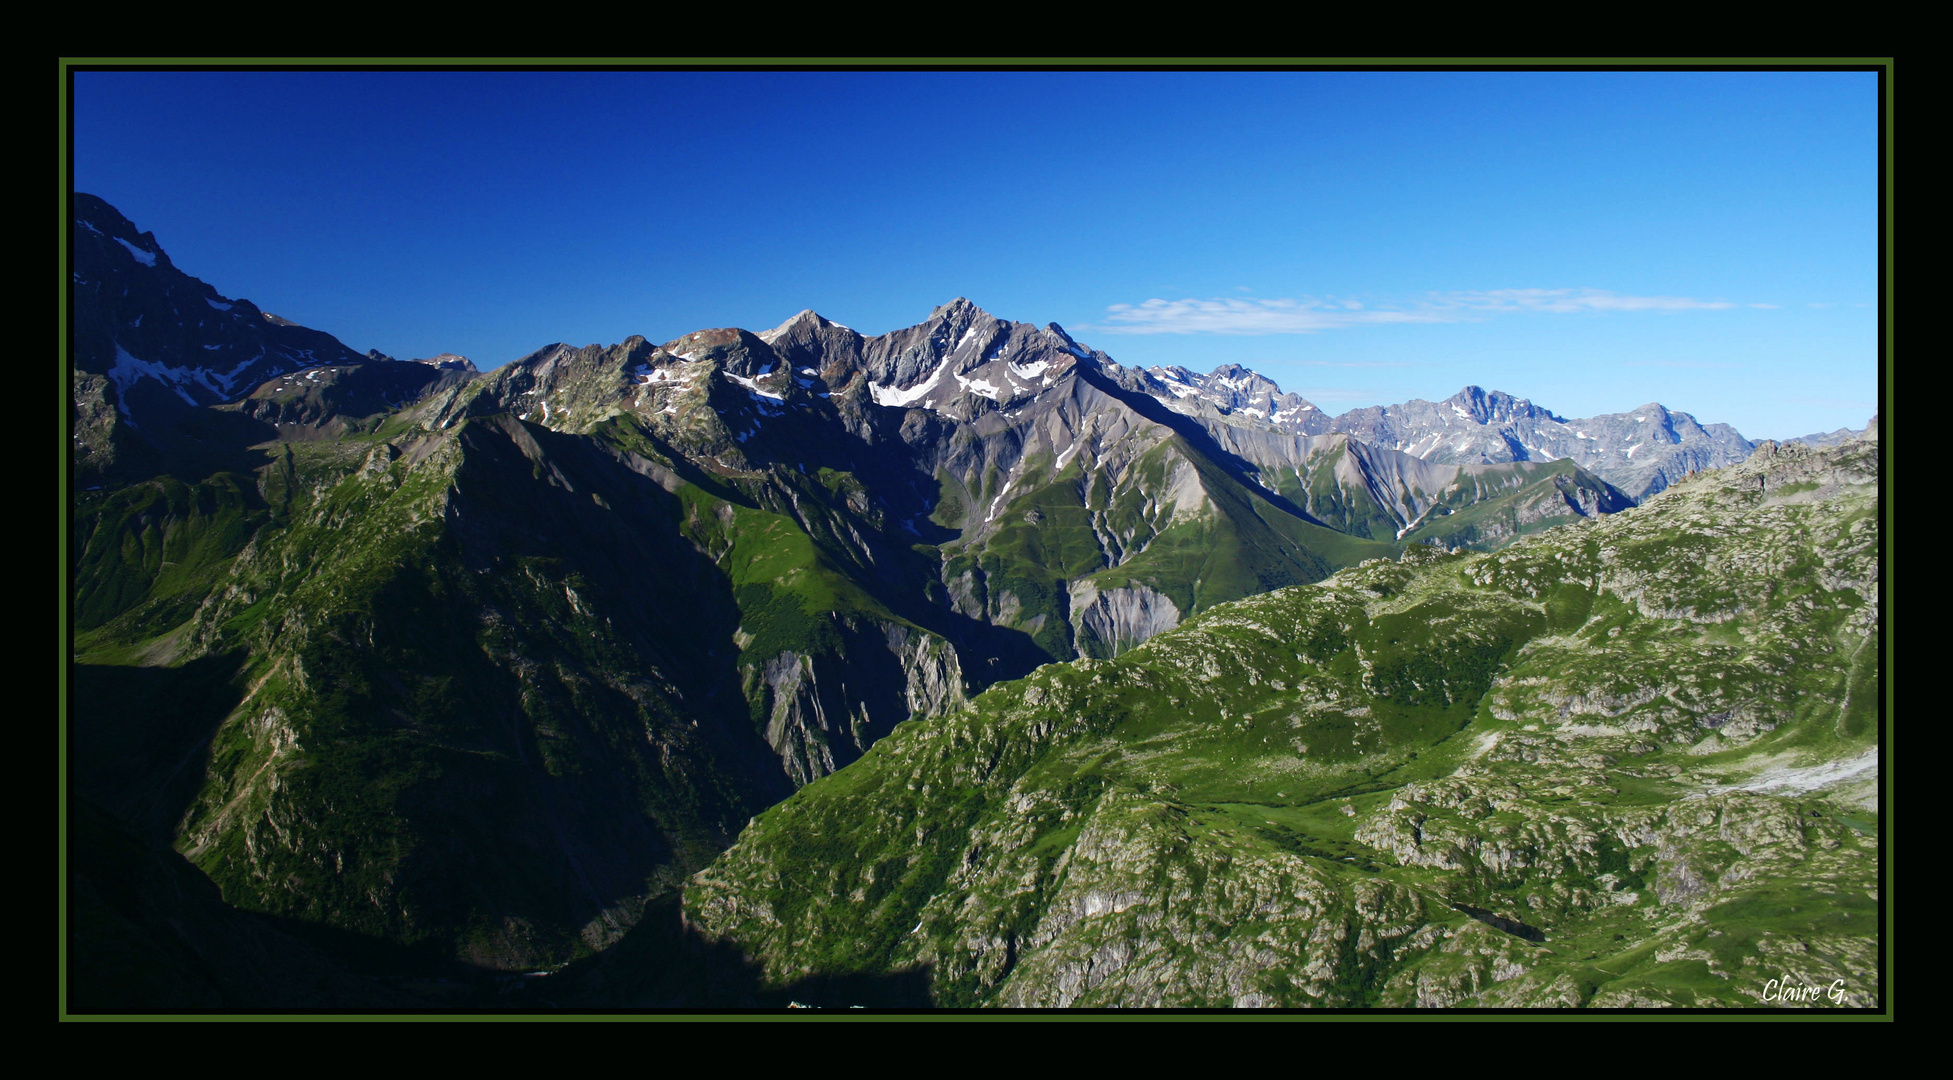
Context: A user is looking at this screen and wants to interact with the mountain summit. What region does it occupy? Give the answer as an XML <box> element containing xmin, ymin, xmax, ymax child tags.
<box><xmin>69</xmin><ymin>194</ymin><xmax>489</xmax><ymax>481</ymax></box>
<box><xmin>71</xmin><ymin>195</ymin><xmax>369</xmax><ymax>455</ymax></box>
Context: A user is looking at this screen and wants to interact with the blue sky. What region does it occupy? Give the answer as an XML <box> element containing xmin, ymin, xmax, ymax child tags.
<box><xmin>70</xmin><ymin>68</ymin><xmax>1880</xmax><ymax>440</ymax></box>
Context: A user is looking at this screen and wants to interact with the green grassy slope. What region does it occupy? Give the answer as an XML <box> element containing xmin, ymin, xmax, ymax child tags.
<box><xmin>685</xmin><ymin>438</ymin><xmax>1880</xmax><ymax>1008</ymax></box>
<box><xmin>74</xmin><ymin>414</ymin><xmax>797</xmax><ymax>969</ymax></box>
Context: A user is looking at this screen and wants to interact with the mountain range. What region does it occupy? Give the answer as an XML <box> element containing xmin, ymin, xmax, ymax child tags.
<box><xmin>65</xmin><ymin>194</ymin><xmax>1879</xmax><ymax>1010</ymax></box>
<box><xmin>1141</xmin><ymin>367</ymin><xmax>1758</xmax><ymax>502</ymax></box>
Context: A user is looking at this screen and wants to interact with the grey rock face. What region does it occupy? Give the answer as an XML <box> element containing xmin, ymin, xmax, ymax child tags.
<box><xmin>1068</xmin><ymin>581</ymin><xmax>1184</xmax><ymax>660</ymax></box>
<box><xmin>235</xmin><ymin>361</ymin><xmax>474</xmax><ymax>440</ymax></box>
<box><xmin>743</xmin><ymin>619</ymin><xmax>967</xmax><ymax>788</ymax></box>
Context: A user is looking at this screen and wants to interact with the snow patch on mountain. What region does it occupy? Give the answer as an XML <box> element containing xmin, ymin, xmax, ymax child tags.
<box><xmin>108</xmin><ymin>343</ymin><xmax>199</xmax><ymax>414</ymax></box>
<box><xmin>114</xmin><ymin>237</ymin><xmax>157</xmax><ymax>266</ymax></box>
<box><xmin>871</xmin><ymin>353</ymin><xmax>955</xmax><ymax>408</ymax></box>
<box><xmin>726</xmin><ymin>370</ymin><xmax>785</xmax><ymax>401</ymax></box>
<box><xmin>955</xmin><ymin>372</ymin><xmax>1003</xmax><ymax>400</ymax></box>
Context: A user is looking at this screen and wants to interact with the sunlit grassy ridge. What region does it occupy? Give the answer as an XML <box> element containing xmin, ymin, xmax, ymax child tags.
<box><xmin>686</xmin><ymin>437</ymin><xmax>1880</xmax><ymax>1007</ymax></box>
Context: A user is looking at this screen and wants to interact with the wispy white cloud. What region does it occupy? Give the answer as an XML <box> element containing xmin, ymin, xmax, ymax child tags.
<box><xmin>1093</xmin><ymin>288</ymin><xmax>1749</xmax><ymax>335</ymax></box>
<box><xmin>1097</xmin><ymin>297</ymin><xmax>1442</xmax><ymax>335</ymax></box>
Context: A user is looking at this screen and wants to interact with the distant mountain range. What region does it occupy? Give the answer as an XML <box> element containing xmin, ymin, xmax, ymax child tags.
<box><xmin>1129</xmin><ymin>365</ymin><xmax>1850</xmax><ymax>503</ymax></box>
<box><xmin>65</xmin><ymin>192</ymin><xmax>1877</xmax><ymax>1010</ymax></box>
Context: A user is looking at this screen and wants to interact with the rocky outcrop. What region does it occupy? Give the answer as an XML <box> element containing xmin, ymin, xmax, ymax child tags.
<box><xmin>744</xmin><ymin>619</ymin><xmax>966</xmax><ymax>787</ymax></box>
<box><xmin>1068</xmin><ymin>580</ymin><xmax>1182</xmax><ymax>659</ymax></box>
<box><xmin>233</xmin><ymin>361</ymin><xmax>473</xmax><ymax>438</ymax></box>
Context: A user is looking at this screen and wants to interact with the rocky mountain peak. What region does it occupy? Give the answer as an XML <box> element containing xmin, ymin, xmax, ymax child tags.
<box><xmin>1136</xmin><ymin>362</ymin><xmax>1325</xmax><ymax>433</ymax></box>
<box><xmin>1271</xmin><ymin>384</ymin><xmax>1754</xmax><ymax>501</ymax></box>
<box><xmin>780</xmin><ymin>308</ymin><xmax>821</xmax><ymax>325</ymax></box>
<box><xmin>413</xmin><ymin>353</ymin><xmax>479</xmax><ymax>373</ymax></box>
<box><xmin>73</xmin><ymin>193</ymin><xmax>174</xmax><ymax>273</ymax></box>
<box><xmin>851</xmin><ymin>302</ymin><xmax>1086</xmax><ymax>415</ymax></box>
<box><xmin>1788</xmin><ymin>412</ymin><xmax>1881</xmax><ymax>450</ymax></box>
<box><xmin>74</xmin><ymin>191</ymin><xmax>132</xmax><ymax>229</ymax></box>
<box><xmin>1444</xmin><ymin>385</ymin><xmax>1560</xmax><ymax>425</ymax></box>
<box><xmin>916</xmin><ymin>297</ymin><xmax>992</xmax><ymax>340</ymax></box>
<box><xmin>70</xmin><ymin>193</ymin><xmax>371</xmax><ymax>473</ymax></box>
<box><xmin>635</xmin><ymin>329</ymin><xmax>780</xmax><ymax>393</ymax></box>
<box><xmin>757</xmin><ymin>309</ymin><xmax>845</xmax><ymax>343</ymax></box>
<box><xmin>754</xmin><ymin>311</ymin><xmax>864</xmax><ymax>384</ymax></box>
<box><xmin>1041</xmin><ymin>322</ymin><xmax>1104</xmax><ymax>364</ymax></box>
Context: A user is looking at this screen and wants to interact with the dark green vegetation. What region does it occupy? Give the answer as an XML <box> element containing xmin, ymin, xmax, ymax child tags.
<box><xmin>68</xmin><ymin>197</ymin><xmax>1675</xmax><ymax>1009</ymax></box>
<box><xmin>77</xmin><ymin>419</ymin><xmax>788</xmax><ymax>974</ymax></box>
<box><xmin>685</xmin><ymin>438</ymin><xmax>1881</xmax><ymax>1008</ymax></box>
